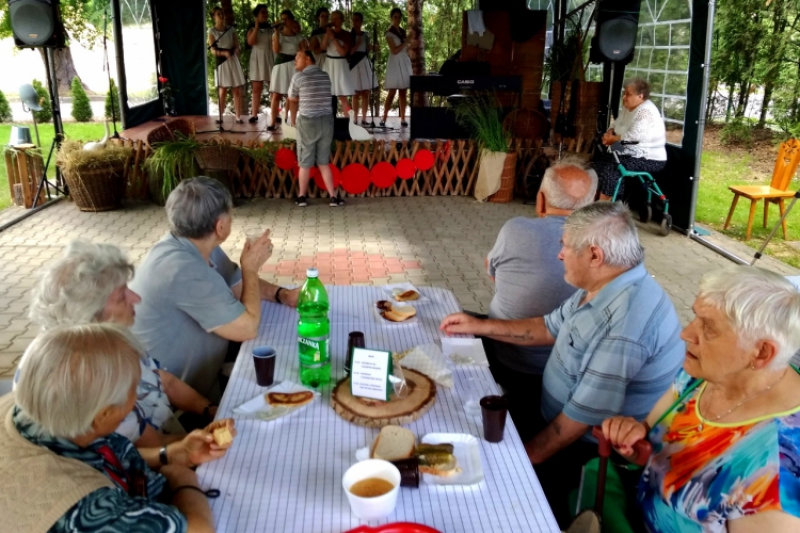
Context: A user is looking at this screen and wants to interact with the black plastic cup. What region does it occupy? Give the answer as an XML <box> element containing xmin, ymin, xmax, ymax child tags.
<box><xmin>345</xmin><ymin>332</ymin><xmax>365</xmax><ymax>374</ymax></box>
<box><xmin>390</xmin><ymin>457</ymin><xmax>420</xmax><ymax>488</ymax></box>
<box><xmin>253</xmin><ymin>346</ymin><xmax>277</xmax><ymax>387</ymax></box>
<box><xmin>480</xmin><ymin>395</ymin><xmax>509</xmax><ymax>443</ymax></box>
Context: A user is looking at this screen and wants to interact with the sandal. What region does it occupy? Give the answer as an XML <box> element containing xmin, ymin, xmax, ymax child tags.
<box><xmin>400</xmin><ymin>121</ymin><xmax>408</xmax><ymax>127</ymax></box>
<box><xmin>236</xmin><ymin>118</ymin><xmax>244</xmax><ymax>124</ymax></box>
<box><xmin>215</xmin><ymin>119</ymin><xmax>223</xmax><ymax>124</ymax></box>
<box><xmin>266</xmin><ymin>124</ymin><xmax>278</xmax><ymax>132</ymax></box>
<box><xmin>248</xmin><ymin>116</ymin><xmax>258</xmax><ymax>123</ymax></box>
<box><xmin>380</xmin><ymin>120</ymin><xmax>386</xmax><ymax>127</ymax></box>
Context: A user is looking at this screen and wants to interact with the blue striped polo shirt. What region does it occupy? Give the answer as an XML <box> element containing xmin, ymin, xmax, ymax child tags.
<box><xmin>540</xmin><ymin>263</ymin><xmax>684</xmax><ymax>439</ymax></box>
<box><xmin>289</xmin><ymin>65</ymin><xmax>332</xmax><ymax>117</ymax></box>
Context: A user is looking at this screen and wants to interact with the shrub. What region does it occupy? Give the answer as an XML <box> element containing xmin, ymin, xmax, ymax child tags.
<box><xmin>720</xmin><ymin>119</ymin><xmax>753</xmax><ymax>148</ymax></box>
<box><xmin>71</xmin><ymin>77</ymin><xmax>93</xmax><ymax>122</ymax></box>
<box><xmin>105</xmin><ymin>79</ymin><xmax>120</xmax><ymax>120</ymax></box>
<box><xmin>31</xmin><ymin>79</ymin><xmax>52</xmax><ymax>123</ymax></box>
<box><xmin>0</xmin><ymin>90</ymin><xmax>12</xmax><ymax>123</ymax></box>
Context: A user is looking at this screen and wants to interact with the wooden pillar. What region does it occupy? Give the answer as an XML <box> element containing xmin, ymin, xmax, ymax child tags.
<box><xmin>407</xmin><ymin>0</ymin><xmax>426</xmax><ymax>107</ymax></box>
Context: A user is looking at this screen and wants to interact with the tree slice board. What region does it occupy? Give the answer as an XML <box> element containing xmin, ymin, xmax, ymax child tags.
<box><xmin>331</xmin><ymin>368</ymin><xmax>436</xmax><ymax>427</ymax></box>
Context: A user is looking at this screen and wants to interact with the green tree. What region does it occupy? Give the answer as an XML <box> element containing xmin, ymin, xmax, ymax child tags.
<box><xmin>31</xmin><ymin>80</ymin><xmax>53</xmax><ymax>123</ymax></box>
<box><xmin>0</xmin><ymin>90</ymin><xmax>12</xmax><ymax>123</ymax></box>
<box><xmin>105</xmin><ymin>78</ymin><xmax>120</xmax><ymax>120</ymax></box>
<box><xmin>71</xmin><ymin>76</ymin><xmax>94</xmax><ymax>122</ymax></box>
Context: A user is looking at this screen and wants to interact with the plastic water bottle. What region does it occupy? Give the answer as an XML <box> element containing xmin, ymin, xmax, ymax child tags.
<box><xmin>297</xmin><ymin>268</ymin><xmax>330</xmax><ymax>387</ymax></box>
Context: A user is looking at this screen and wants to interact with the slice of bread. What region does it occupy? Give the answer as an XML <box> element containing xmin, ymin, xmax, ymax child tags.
<box><xmin>381</xmin><ymin>305</ymin><xmax>416</xmax><ymax>322</ymax></box>
<box><xmin>212</xmin><ymin>426</ymin><xmax>234</xmax><ymax>447</ymax></box>
<box><xmin>394</xmin><ymin>290</ymin><xmax>420</xmax><ymax>302</ymax></box>
<box><xmin>371</xmin><ymin>425</ymin><xmax>416</xmax><ymax>461</ymax></box>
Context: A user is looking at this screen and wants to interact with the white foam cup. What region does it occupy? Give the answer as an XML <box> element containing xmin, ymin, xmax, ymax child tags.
<box><xmin>342</xmin><ymin>459</ymin><xmax>401</xmax><ymax>521</ymax></box>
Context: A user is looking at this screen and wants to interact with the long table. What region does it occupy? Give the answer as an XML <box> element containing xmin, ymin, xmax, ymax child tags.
<box><xmin>197</xmin><ymin>286</ymin><xmax>559</xmax><ymax>533</ymax></box>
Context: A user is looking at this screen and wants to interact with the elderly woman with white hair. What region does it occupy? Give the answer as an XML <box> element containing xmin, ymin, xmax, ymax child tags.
<box><xmin>603</xmin><ymin>266</ymin><xmax>800</xmax><ymax>532</ymax></box>
<box><xmin>1</xmin><ymin>324</ymin><xmax>230</xmax><ymax>532</ymax></box>
<box><xmin>23</xmin><ymin>240</ymin><xmax>218</xmax><ymax>448</ymax></box>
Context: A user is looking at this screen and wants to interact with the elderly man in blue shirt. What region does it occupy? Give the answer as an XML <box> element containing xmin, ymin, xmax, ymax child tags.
<box><xmin>440</xmin><ymin>201</ymin><xmax>684</xmax><ymax>526</ymax></box>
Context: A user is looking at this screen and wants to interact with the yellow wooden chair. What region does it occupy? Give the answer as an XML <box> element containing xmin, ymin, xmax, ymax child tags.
<box><xmin>724</xmin><ymin>138</ymin><xmax>800</xmax><ymax>240</ymax></box>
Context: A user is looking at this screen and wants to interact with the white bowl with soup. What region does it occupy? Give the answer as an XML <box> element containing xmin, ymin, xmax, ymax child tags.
<box><xmin>342</xmin><ymin>459</ymin><xmax>401</xmax><ymax>520</ymax></box>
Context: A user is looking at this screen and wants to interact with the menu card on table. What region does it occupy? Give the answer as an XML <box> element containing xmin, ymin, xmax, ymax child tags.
<box><xmin>350</xmin><ymin>348</ymin><xmax>393</xmax><ymax>401</ymax></box>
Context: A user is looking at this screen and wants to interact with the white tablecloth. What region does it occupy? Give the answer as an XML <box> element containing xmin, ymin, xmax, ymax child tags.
<box><xmin>197</xmin><ymin>286</ymin><xmax>559</xmax><ymax>533</ymax></box>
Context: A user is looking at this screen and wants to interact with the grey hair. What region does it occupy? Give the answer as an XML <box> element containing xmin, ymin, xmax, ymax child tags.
<box><xmin>166</xmin><ymin>177</ymin><xmax>233</xmax><ymax>239</ymax></box>
<box><xmin>29</xmin><ymin>240</ymin><xmax>134</xmax><ymax>330</ymax></box>
<box><xmin>563</xmin><ymin>202</ymin><xmax>644</xmax><ymax>268</ymax></box>
<box><xmin>15</xmin><ymin>323</ymin><xmax>143</xmax><ymax>439</ymax></box>
<box><xmin>698</xmin><ymin>266</ymin><xmax>800</xmax><ymax>369</ymax></box>
<box><xmin>625</xmin><ymin>78</ymin><xmax>650</xmax><ymax>100</ymax></box>
<box><xmin>540</xmin><ymin>157</ymin><xmax>598</xmax><ymax>210</ymax></box>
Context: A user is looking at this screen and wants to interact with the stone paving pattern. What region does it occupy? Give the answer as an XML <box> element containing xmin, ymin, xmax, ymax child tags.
<box><xmin>0</xmin><ymin>197</ymin><xmax>797</xmax><ymax>381</ymax></box>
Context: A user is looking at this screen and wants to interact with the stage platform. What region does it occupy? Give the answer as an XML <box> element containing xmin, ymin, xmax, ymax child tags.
<box><xmin>121</xmin><ymin>114</ymin><xmax>410</xmax><ymax>144</ymax></box>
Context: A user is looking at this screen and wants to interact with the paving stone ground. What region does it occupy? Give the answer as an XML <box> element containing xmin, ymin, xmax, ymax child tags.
<box><xmin>0</xmin><ymin>196</ymin><xmax>797</xmax><ymax>383</ymax></box>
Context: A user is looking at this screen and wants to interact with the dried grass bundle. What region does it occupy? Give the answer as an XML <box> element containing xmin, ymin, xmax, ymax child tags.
<box><xmin>57</xmin><ymin>140</ymin><xmax>132</xmax><ymax>175</ymax></box>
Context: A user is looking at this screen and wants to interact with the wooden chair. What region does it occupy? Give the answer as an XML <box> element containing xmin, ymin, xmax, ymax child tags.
<box><xmin>724</xmin><ymin>138</ymin><xmax>800</xmax><ymax>240</ymax></box>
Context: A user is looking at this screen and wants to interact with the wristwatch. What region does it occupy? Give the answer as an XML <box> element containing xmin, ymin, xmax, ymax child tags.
<box><xmin>159</xmin><ymin>446</ymin><xmax>169</xmax><ymax>465</ymax></box>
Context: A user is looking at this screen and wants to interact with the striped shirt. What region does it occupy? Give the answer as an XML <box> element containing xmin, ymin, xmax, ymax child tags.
<box><xmin>540</xmin><ymin>263</ymin><xmax>684</xmax><ymax>439</ymax></box>
<box><xmin>289</xmin><ymin>65</ymin><xmax>332</xmax><ymax>117</ymax></box>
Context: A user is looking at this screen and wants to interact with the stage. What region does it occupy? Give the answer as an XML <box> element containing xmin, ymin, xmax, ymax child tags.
<box><xmin>121</xmin><ymin>114</ymin><xmax>411</xmax><ymax>144</ymax></box>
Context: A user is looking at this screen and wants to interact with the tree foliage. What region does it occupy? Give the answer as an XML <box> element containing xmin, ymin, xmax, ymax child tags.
<box><xmin>0</xmin><ymin>91</ymin><xmax>12</xmax><ymax>123</ymax></box>
<box><xmin>105</xmin><ymin>78</ymin><xmax>120</xmax><ymax>120</ymax></box>
<box><xmin>31</xmin><ymin>80</ymin><xmax>53</xmax><ymax>123</ymax></box>
<box><xmin>71</xmin><ymin>76</ymin><xmax>94</xmax><ymax>122</ymax></box>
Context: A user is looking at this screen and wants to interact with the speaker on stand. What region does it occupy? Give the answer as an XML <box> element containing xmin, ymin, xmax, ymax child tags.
<box><xmin>589</xmin><ymin>0</ymin><xmax>642</xmax><ymax>135</ymax></box>
<box><xmin>8</xmin><ymin>0</ymin><xmax>68</xmax><ymax>207</ymax></box>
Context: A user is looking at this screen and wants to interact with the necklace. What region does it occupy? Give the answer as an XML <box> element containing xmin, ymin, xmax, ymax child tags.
<box><xmin>697</xmin><ymin>370</ymin><xmax>787</xmax><ymax>431</ymax></box>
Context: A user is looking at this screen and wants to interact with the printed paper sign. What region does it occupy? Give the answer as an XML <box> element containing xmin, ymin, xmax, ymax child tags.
<box><xmin>350</xmin><ymin>348</ymin><xmax>392</xmax><ymax>401</ymax></box>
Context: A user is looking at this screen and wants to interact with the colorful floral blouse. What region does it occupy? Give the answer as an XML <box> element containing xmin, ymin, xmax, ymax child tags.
<box><xmin>14</xmin><ymin>407</ymin><xmax>187</xmax><ymax>533</ymax></box>
<box><xmin>639</xmin><ymin>370</ymin><xmax>800</xmax><ymax>533</ymax></box>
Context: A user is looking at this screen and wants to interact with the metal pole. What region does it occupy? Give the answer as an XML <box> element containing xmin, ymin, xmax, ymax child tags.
<box><xmin>688</xmin><ymin>231</ymin><xmax>749</xmax><ymax>265</ymax></box>
<box><xmin>750</xmin><ymin>192</ymin><xmax>800</xmax><ymax>266</ymax></box>
<box><xmin>686</xmin><ymin>0</ymin><xmax>716</xmax><ymax>237</ymax></box>
<box><xmin>111</xmin><ymin>0</ymin><xmax>129</xmax><ymax>130</ymax></box>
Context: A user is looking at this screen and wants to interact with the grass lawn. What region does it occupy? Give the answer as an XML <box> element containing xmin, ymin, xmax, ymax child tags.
<box><xmin>0</xmin><ymin>123</ymin><xmax>110</xmax><ymax>210</ymax></box>
<box><xmin>694</xmin><ymin>140</ymin><xmax>800</xmax><ymax>268</ymax></box>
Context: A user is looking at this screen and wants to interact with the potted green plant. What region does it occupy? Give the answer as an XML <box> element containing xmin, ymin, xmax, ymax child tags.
<box><xmin>454</xmin><ymin>94</ymin><xmax>515</xmax><ymax>202</ymax></box>
<box><xmin>144</xmin><ymin>134</ymin><xmax>201</xmax><ymax>204</ymax></box>
<box><xmin>56</xmin><ymin>139</ymin><xmax>132</xmax><ymax>212</ymax></box>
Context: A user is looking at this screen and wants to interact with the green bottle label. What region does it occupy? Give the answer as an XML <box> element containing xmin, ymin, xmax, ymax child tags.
<box><xmin>298</xmin><ymin>335</ymin><xmax>329</xmax><ymax>367</ymax></box>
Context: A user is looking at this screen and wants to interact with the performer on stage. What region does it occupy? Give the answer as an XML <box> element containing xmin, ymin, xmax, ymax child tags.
<box><xmin>246</xmin><ymin>4</ymin><xmax>274</xmax><ymax>123</ymax></box>
<box><xmin>350</xmin><ymin>12</ymin><xmax>377</xmax><ymax>126</ymax></box>
<box><xmin>289</xmin><ymin>51</ymin><xmax>344</xmax><ymax>208</ymax></box>
<box><xmin>309</xmin><ymin>7</ymin><xmax>330</xmax><ymax>70</ymax></box>
<box><xmin>209</xmin><ymin>6</ymin><xmax>245</xmax><ymax>124</ymax></box>
<box><xmin>268</xmin><ymin>10</ymin><xmax>307</xmax><ymax>132</ymax></box>
<box><xmin>321</xmin><ymin>10</ymin><xmax>354</xmax><ymax>116</ymax></box>
<box><xmin>381</xmin><ymin>7</ymin><xmax>413</xmax><ymax>128</ymax></box>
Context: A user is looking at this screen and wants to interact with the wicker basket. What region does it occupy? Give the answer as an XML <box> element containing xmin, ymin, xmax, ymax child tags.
<box><xmin>195</xmin><ymin>144</ymin><xmax>240</xmax><ymax>171</ymax></box>
<box><xmin>488</xmin><ymin>152</ymin><xmax>517</xmax><ymax>203</ymax></box>
<box><xmin>63</xmin><ymin>161</ymin><xmax>127</xmax><ymax>212</ymax></box>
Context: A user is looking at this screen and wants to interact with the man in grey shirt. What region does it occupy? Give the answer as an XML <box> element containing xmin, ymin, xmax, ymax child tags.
<box><xmin>289</xmin><ymin>50</ymin><xmax>344</xmax><ymax>207</ymax></box>
<box><xmin>483</xmin><ymin>159</ymin><xmax>597</xmax><ymax>438</ymax></box>
<box><xmin>131</xmin><ymin>177</ymin><xmax>300</xmax><ymax>398</ymax></box>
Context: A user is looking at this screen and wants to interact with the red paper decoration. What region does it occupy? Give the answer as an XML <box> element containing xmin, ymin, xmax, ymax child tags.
<box><xmin>312</xmin><ymin>165</ymin><xmax>342</xmax><ymax>190</ymax></box>
<box><xmin>340</xmin><ymin>163</ymin><xmax>371</xmax><ymax>194</ymax></box>
<box><xmin>413</xmin><ymin>149</ymin><xmax>435</xmax><ymax>171</ymax></box>
<box><xmin>275</xmin><ymin>148</ymin><xmax>297</xmax><ymax>170</ymax></box>
<box><xmin>396</xmin><ymin>158</ymin><xmax>417</xmax><ymax>180</ymax></box>
<box><xmin>371</xmin><ymin>162</ymin><xmax>397</xmax><ymax>188</ymax></box>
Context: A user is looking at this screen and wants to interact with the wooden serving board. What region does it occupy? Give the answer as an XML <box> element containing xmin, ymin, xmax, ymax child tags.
<box><xmin>331</xmin><ymin>368</ymin><xmax>436</xmax><ymax>427</ymax></box>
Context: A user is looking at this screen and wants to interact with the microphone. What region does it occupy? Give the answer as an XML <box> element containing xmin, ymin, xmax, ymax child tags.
<box><xmin>272</xmin><ymin>22</ymin><xmax>284</xmax><ymax>29</ymax></box>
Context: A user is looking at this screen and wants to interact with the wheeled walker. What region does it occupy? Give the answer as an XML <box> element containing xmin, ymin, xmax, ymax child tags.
<box><xmin>609</xmin><ymin>141</ymin><xmax>672</xmax><ymax>236</ymax></box>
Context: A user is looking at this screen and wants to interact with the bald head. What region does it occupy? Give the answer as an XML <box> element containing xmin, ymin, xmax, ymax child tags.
<box><xmin>538</xmin><ymin>159</ymin><xmax>597</xmax><ymax>212</ymax></box>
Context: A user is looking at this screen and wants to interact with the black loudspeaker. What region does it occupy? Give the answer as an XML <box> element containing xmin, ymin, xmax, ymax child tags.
<box><xmin>590</xmin><ymin>0</ymin><xmax>641</xmax><ymax>64</ymax></box>
<box><xmin>9</xmin><ymin>0</ymin><xmax>65</xmax><ymax>48</ymax></box>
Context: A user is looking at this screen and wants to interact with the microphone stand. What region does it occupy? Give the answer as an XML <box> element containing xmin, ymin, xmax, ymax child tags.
<box><xmin>370</xmin><ymin>23</ymin><xmax>383</xmax><ymax>129</ymax></box>
<box><xmin>198</xmin><ymin>24</ymin><xmax>245</xmax><ymax>135</ymax></box>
